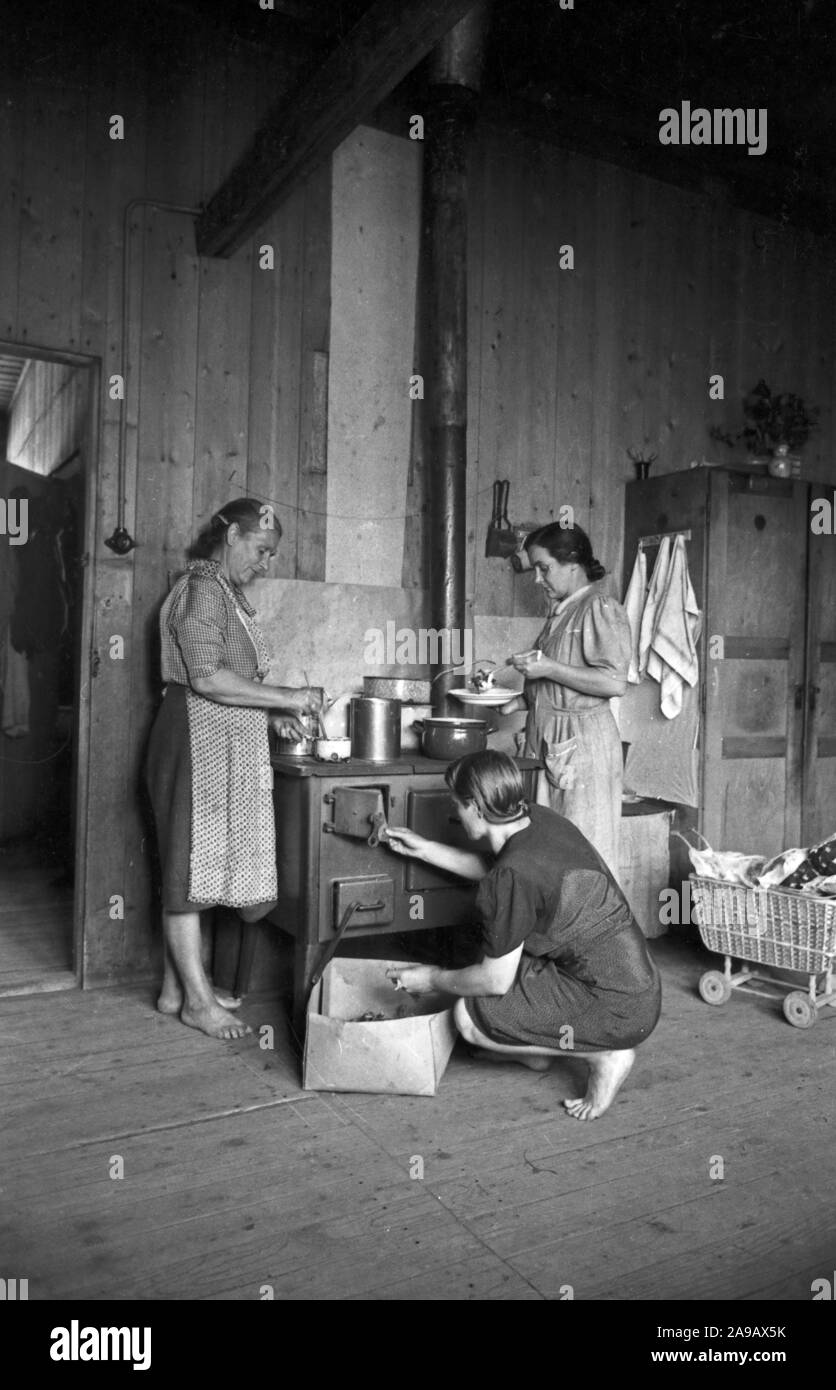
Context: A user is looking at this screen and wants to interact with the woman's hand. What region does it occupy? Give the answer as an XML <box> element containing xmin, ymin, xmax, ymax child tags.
<box><xmin>270</xmin><ymin>714</ymin><xmax>309</xmax><ymax>740</ymax></box>
<box><xmin>510</xmin><ymin>649</ymin><xmax>550</xmax><ymax>679</ymax></box>
<box><xmin>384</xmin><ymin>826</ymin><xmax>429</xmax><ymax>859</ymax></box>
<box><xmin>386</xmin><ymin>964</ymin><xmax>438</xmax><ymax>995</ymax></box>
<box><xmin>499</xmin><ymin>694</ymin><xmax>527</xmax><ymax>715</ymax></box>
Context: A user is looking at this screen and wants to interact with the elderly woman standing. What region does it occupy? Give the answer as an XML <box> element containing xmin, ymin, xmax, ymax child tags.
<box><xmin>145</xmin><ymin>498</ymin><xmax>322</xmax><ymax>1039</ymax></box>
<box><xmin>501</xmin><ymin>523</ymin><xmax>631</xmax><ymax>877</ymax></box>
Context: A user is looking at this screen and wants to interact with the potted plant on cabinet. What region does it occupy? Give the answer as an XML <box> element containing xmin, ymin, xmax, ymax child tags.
<box><xmin>709</xmin><ymin>379</ymin><xmax>819</xmax><ymax>478</ymax></box>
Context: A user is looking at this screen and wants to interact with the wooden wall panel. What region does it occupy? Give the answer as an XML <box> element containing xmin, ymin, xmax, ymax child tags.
<box><xmin>296</xmin><ymin>163</ymin><xmax>332</xmax><ymax>582</ymax></box>
<box><xmin>192</xmin><ymin>252</ymin><xmax>253</xmax><ymax>528</ymax></box>
<box><xmin>589</xmin><ymin>161</ymin><xmax>633</xmax><ymax>585</ymax></box>
<box><xmin>473</xmin><ymin>132</ymin><xmax>525</xmax><ymax>620</ymax></box>
<box><xmin>0</xmin><ymin>80</ymin><xmax>24</xmax><ymax>341</ymax></box>
<box><xmin>246</xmin><ymin>195</ymin><xmax>305</xmax><ymax>575</ymax></box>
<box><xmin>513</xmin><ymin>138</ymin><xmax>558</xmax><ymax>605</ymax></box>
<box><xmin>467</xmin><ymin>134</ymin><xmax>836</xmax><ymax>625</ymax></box>
<box><xmin>17</xmin><ymin>85</ymin><xmax>87</xmax><ymax>350</ymax></box>
<box><xmin>556</xmin><ymin>150</ymin><xmax>597</xmax><ymax>560</ymax></box>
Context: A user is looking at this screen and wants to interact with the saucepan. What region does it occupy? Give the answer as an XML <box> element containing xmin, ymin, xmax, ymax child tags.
<box><xmin>313</xmin><ymin>736</ymin><xmax>351</xmax><ymax>762</ymax></box>
<box><xmin>413</xmin><ymin>716</ymin><xmax>489</xmax><ymax>761</ymax></box>
<box><xmin>274</xmin><ymin>713</ymin><xmax>315</xmax><ymax>757</ymax></box>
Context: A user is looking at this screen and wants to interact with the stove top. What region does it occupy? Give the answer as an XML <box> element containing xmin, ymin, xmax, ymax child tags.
<box><xmin>270</xmin><ymin>753</ymin><xmax>542</xmax><ymax>778</ymax></box>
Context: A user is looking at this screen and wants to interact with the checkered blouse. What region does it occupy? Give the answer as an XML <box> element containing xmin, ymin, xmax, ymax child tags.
<box><xmin>159</xmin><ymin>560</ymin><xmax>272</xmax><ymax>685</ymax></box>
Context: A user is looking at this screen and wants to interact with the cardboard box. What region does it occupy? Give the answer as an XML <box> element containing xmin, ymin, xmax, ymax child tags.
<box><xmin>303</xmin><ymin>958</ymin><xmax>457</xmax><ymax>1096</ymax></box>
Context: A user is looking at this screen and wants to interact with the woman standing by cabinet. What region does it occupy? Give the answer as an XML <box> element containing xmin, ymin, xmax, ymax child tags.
<box><xmin>500</xmin><ymin>523</ymin><xmax>631</xmax><ymax>876</ymax></box>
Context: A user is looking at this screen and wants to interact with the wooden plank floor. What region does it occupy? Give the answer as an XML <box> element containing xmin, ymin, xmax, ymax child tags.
<box><xmin>0</xmin><ymin>842</ymin><xmax>74</xmax><ymax>995</ymax></box>
<box><xmin>2</xmin><ymin>933</ymin><xmax>835</xmax><ymax>1300</ymax></box>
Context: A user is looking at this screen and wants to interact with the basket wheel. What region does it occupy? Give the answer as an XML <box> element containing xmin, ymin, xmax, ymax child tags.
<box><xmin>783</xmin><ymin>992</ymin><xmax>817</xmax><ymax>1029</ymax></box>
<box><xmin>699</xmin><ymin>970</ymin><xmax>731</xmax><ymax>1006</ymax></box>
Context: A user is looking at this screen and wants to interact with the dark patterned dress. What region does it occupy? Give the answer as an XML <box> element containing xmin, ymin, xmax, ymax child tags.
<box><xmin>464</xmin><ymin>805</ymin><xmax>662</xmax><ymax>1052</ymax></box>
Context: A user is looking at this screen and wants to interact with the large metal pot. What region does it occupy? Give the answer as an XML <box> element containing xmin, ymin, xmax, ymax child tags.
<box><xmin>349</xmin><ymin>696</ymin><xmax>401</xmax><ymax>761</ymax></box>
<box><xmin>414</xmin><ymin>716</ymin><xmax>488</xmax><ymax>760</ymax></box>
<box><xmin>363</xmin><ymin>674</ymin><xmax>432</xmax><ymax>703</ymax></box>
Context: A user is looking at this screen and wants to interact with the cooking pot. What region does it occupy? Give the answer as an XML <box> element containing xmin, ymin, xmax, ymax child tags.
<box><xmin>313</xmin><ymin>736</ymin><xmax>351</xmax><ymax>762</ymax></box>
<box><xmin>349</xmin><ymin>696</ymin><xmax>401</xmax><ymax>761</ymax></box>
<box><xmin>274</xmin><ymin>713</ymin><xmax>315</xmax><ymax>757</ymax></box>
<box><xmin>414</xmin><ymin>716</ymin><xmax>488</xmax><ymax>760</ymax></box>
<box><xmin>363</xmin><ymin>674</ymin><xmax>432</xmax><ymax>703</ymax></box>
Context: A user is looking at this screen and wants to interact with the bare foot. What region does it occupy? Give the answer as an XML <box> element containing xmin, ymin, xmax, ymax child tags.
<box><xmin>469</xmin><ymin>1046</ymin><xmax>553</xmax><ymax>1072</ymax></box>
<box><xmin>180</xmin><ymin>1001</ymin><xmax>252</xmax><ymax>1040</ymax></box>
<box><xmin>157</xmin><ymin>987</ymin><xmax>242</xmax><ymax>1015</ymax></box>
<box><xmin>563</xmin><ymin>1048</ymin><xmax>635</xmax><ymax>1120</ymax></box>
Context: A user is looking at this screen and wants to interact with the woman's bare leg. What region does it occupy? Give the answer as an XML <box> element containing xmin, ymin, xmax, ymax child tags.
<box><xmin>162</xmin><ymin>911</ymin><xmax>250</xmax><ymax>1039</ymax></box>
<box><xmin>453</xmin><ymin>999</ymin><xmax>634</xmax><ymax>1119</ymax></box>
<box><xmin>157</xmin><ymin>921</ymin><xmax>242</xmax><ymax>1014</ymax></box>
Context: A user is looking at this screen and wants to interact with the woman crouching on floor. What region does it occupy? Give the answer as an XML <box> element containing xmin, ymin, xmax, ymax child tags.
<box><xmin>384</xmin><ymin>750</ymin><xmax>661</xmax><ymax>1120</ymax></box>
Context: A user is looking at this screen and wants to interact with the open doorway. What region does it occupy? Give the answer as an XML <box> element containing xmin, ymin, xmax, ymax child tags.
<box><xmin>0</xmin><ymin>349</ymin><xmax>95</xmax><ymax>995</ymax></box>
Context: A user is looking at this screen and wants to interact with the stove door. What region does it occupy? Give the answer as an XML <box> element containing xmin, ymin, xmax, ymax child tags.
<box><xmin>405</xmin><ymin>789</ymin><xmax>477</xmax><ymax>890</ymax></box>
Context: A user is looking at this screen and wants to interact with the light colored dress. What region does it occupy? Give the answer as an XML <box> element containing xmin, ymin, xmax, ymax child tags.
<box><xmin>522</xmin><ymin>579</ymin><xmax>631</xmax><ymax>877</ymax></box>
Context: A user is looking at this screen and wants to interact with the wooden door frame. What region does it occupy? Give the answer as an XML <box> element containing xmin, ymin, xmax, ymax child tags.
<box><xmin>0</xmin><ymin>338</ymin><xmax>101</xmax><ymax>988</ymax></box>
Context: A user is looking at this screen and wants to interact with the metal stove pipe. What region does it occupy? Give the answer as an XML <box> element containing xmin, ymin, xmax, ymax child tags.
<box><xmin>423</xmin><ymin>3</ymin><xmax>489</xmax><ymax>715</ymax></box>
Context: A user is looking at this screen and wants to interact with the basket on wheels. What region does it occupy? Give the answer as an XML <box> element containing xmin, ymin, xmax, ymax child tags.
<box><xmin>690</xmin><ymin>876</ymin><xmax>836</xmax><ymax>1027</ymax></box>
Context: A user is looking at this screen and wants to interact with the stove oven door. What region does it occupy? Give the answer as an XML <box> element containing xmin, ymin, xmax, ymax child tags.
<box><xmin>404</xmin><ymin>789</ymin><xmax>479</xmax><ymax>891</ymax></box>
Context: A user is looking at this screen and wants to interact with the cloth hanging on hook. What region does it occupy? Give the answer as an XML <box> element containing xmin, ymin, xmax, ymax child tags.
<box><xmin>622</xmin><ymin>547</ymin><xmax>648</xmax><ymax>683</ymax></box>
<box><xmin>632</xmin><ymin>536</ymin><xmax>700</xmax><ymax>719</ymax></box>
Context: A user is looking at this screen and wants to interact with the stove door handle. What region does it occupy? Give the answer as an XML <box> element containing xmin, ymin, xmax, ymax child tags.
<box><xmin>368</xmin><ymin>811</ymin><xmax>389</xmax><ymax>848</ymax></box>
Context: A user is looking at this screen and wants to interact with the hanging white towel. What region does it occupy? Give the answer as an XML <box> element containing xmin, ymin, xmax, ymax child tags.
<box><xmin>644</xmin><ymin>535</ymin><xmax>700</xmax><ymax>719</ymax></box>
<box><xmin>622</xmin><ymin>547</ymin><xmax>648</xmax><ymax>684</ymax></box>
<box><xmin>638</xmin><ymin>535</ymin><xmax>672</xmax><ymax>678</ymax></box>
<box><xmin>1</xmin><ymin>629</ymin><xmax>30</xmax><ymax>738</ymax></box>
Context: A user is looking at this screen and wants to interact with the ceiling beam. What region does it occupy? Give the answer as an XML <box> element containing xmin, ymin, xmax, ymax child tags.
<box><xmin>196</xmin><ymin>0</ymin><xmax>478</xmax><ymax>257</ymax></box>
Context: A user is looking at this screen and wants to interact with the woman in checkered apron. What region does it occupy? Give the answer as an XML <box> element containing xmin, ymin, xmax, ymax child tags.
<box><xmin>145</xmin><ymin>499</ymin><xmax>323</xmax><ymax>1038</ymax></box>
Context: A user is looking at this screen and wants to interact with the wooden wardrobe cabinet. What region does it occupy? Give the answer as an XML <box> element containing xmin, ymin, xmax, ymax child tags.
<box><xmin>624</xmin><ymin>466</ymin><xmax>836</xmax><ymax>857</ymax></box>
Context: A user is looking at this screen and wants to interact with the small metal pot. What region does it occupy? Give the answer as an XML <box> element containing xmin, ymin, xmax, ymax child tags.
<box><xmin>414</xmin><ymin>716</ymin><xmax>488</xmax><ymax>761</ymax></box>
<box><xmin>313</xmin><ymin>736</ymin><xmax>351</xmax><ymax>762</ymax></box>
<box><xmin>274</xmin><ymin>714</ymin><xmax>315</xmax><ymax>757</ymax></box>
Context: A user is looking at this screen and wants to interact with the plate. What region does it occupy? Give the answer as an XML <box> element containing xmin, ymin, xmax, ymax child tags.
<box><xmin>448</xmin><ymin>688</ymin><xmax>516</xmax><ymax>707</ymax></box>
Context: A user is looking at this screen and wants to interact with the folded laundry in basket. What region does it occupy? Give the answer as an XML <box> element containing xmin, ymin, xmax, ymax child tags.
<box><xmin>756</xmin><ymin>848</ymin><xmax>809</xmax><ymax>888</ymax></box>
<box><xmin>801</xmin><ymin>875</ymin><xmax>836</xmax><ymax>895</ymax></box>
<box><xmin>673</xmin><ymin>832</ymin><xmax>765</xmax><ymax>884</ymax></box>
<box><xmin>779</xmin><ymin>858</ymin><xmax>818</xmax><ymax>890</ymax></box>
<box><xmin>808</xmin><ymin>832</ymin><xmax>836</xmax><ymax>877</ymax></box>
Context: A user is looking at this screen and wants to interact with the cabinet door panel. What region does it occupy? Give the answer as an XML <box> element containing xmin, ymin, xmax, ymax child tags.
<box><xmin>805</xmin><ymin>488</ymin><xmax>836</xmax><ymax>842</ymax></box>
<box><xmin>703</xmin><ymin>475</ymin><xmax>807</xmax><ymax>855</ymax></box>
